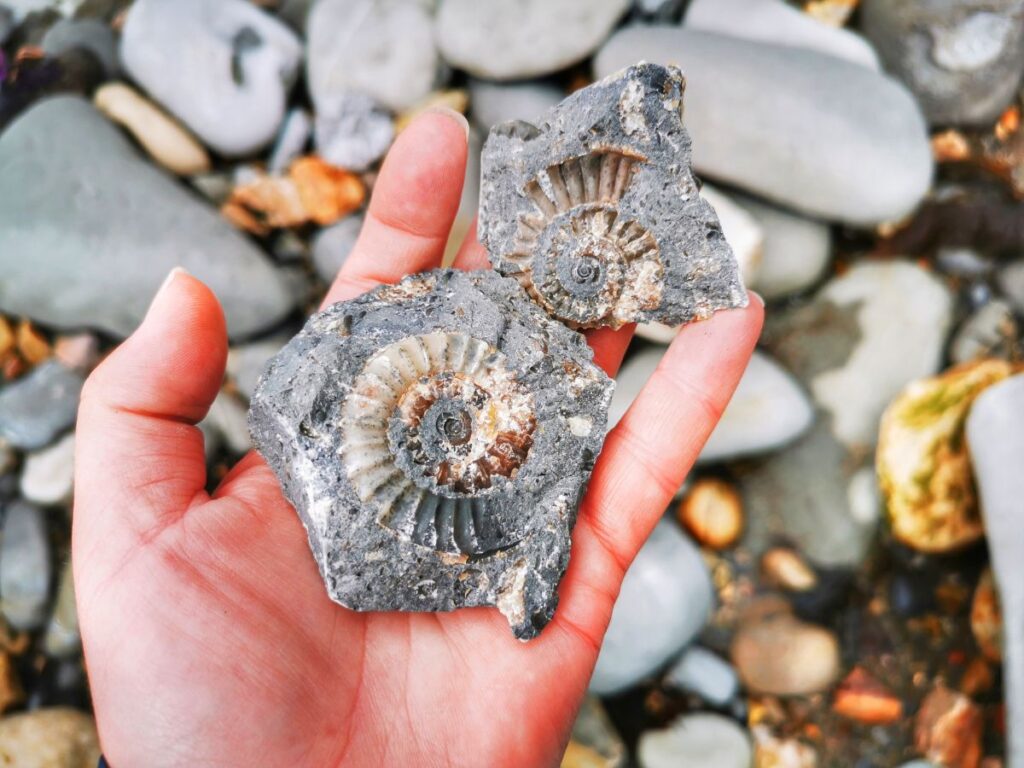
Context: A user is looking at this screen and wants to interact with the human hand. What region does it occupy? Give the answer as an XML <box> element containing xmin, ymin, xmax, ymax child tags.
<box><xmin>73</xmin><ymin>110</ymin><xmax>763</xmax><ymax>767</ymax></box>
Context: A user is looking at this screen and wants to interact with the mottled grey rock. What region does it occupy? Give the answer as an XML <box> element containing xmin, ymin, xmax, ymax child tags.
<box><xmin>313</xmin><ymin>90</ymin><xmax>394</xmax><ymax>172</ymax></box>
<box><xmin>43</xmin><ymin>561</ymin><xmax>80</xmax><ymax>658</ymax></box>
<box><xmin>120</xmin><ymin>0</ymin><xmax>302</xmax><ymax>156</ymax></box>
<box><xmin>590</xmin><ymin>520</ymin><xmax>713</xmax><ymax>693</ymax></box>
<box><xmin>468</xmin><ymin>79</ymin><xmax>563</xmax><ymax>132</ymax></box>
<box><xmin>638</xmin><ymin>714</ymin><xmax>752</xmax><ymax>768</ymax></box>
<box><xmin>436</xmin><ymin>0</ymin><xmax>630</xmax><ymax>80</ymax></box>
<box><xmin>951</xmin><ymin>299</ymin><xmax>1017</xmax><ymax>364</ymax></box>
<box><xmin>250</xmin><ymin>269</ymin><xmax>613</xmax><ymax>640</ymax></box>
<box><xmin>0</xmin><ymin>97</ymin><xmax>294</xmax><ymax>339</ymax></box>
<box><xmin>227</xmin><ymin>335</ymin><xmax>290</xmax><ymax>401</ymax></box>
<box><xmin>20</xmin><ymin>432</ymin><xmax>75</xmax><ymax>507</ymax></box>
<box><xmin>737</xmin><ymin>194</ymin><xmax>832</xmax><ymax>300</ymax></box>
<box><xmin>861</xmin><ymin>0</ymin><xmax>1024</xmax><ymax>126</ymax></box>
<box><xmin>686</xmin><ymin>0</ymin><xmax>880</xmax><ymax>69</ymax></box>
<box><xmin>968</xmin><ymin>374</ymin><xmax>1024</xmax><ymax>766</ymax></box>
<box><xmin>268</xmin><ymin>107</ymin><xmax>311</xmax><ymax>174</ymax></box>
<box><xmin>307</xmin><ymin>0</ymin><xmax>438</xmax><ymax>113</ymax></box>
<box><xmin>480</xmin><ymin>63</ymin><xmax>747</xmax><ymax>330</ymax></box>
<box><xmin>41</xmin><ymin>18</ymin><xmax>119</xmax><ymax>77</ymax></box>
<box><xmin>595</xmin><ymin>28</ymin><xmax>933</xmax><ymax>225</ymax></box>
<box><xmin>664</xmin><ymin>646</ymin><xmax>739</xmax><ymax>706</ymax></box>
<box><xmin>0</xmin><ymin>501</ymin><xmax>52</xmax><ymax>630</ymax></box>
<box><xmin>0</xmin><ymin>362</ymin><xmax>82</xmax><ymax>451</ymax></box>
<box><xmin>312</xmin><ymin>213</ymin><xmax>363</xmax><ymax>283</ymax></box>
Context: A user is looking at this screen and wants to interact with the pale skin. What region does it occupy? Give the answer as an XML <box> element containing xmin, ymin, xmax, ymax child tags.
<box><xmin>73</xmin><ymin>110</ymin><xmax>763</xmax><ymax>767</ymax></box>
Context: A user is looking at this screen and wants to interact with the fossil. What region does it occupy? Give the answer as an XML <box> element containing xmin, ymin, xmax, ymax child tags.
<box><xmin>479</xmin><ymin>62</ymin><xmax>748</xmax><ymax>329</ymax></box>
<box><xmin>249</xmin><ymin>269</ymin><xmax>614</xmax><ymax>639</ymax></box>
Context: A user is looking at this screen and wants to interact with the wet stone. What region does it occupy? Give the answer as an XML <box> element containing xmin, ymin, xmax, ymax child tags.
<box><xmin>249</xmin><ymin>269</ymin><xmax>613</xmax><ymax>640</ymax></box>
<box><xmin>479</xmin><ymin>63</ymin><xmax>747</xmax><ymax>330</ymax></box>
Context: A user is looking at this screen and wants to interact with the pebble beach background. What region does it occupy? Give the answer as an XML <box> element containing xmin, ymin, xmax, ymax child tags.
<box><xmin>1</xmin><ymin>0</ymin><xmax>1023</xmax><ymax>766</ymax></box>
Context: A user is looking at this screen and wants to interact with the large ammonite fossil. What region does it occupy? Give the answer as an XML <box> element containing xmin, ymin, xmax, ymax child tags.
<box><xmin>479</xmin><ymin>62</ymin><xmax>749</xmax><ymax>330</ymax></box>
<box><xmin>249</xmin><ymin>270</ymin><xmax>613</xmax><ymax>640</ymax></box>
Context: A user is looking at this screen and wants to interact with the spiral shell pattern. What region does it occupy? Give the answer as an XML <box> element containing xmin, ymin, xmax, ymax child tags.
<box><xmin>340</xmin><ymin>332</ymin><xmax>535</xmax><ymax>555</ymax></box>
<box><xmin>505</xmin><ymin>150</ymin><xmax>663</xmax><ymax>329</ymax></box>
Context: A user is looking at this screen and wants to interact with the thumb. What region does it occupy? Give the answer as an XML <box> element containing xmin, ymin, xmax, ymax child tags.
<box><xmin>74</xmin><ymin>269</ymin><xmax>227</xmax><ymax>566</ymax></box>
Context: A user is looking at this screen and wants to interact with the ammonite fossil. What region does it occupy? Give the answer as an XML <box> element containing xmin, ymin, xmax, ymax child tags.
<box><xmin>479</xmin><ymin>62</ymin><xmax>748</xmax><ymax>330</ymax></box>
<box><xmin>249</xmin><ymin>270</ymin><xmax>613</xmax><ymax>639</ymax></box>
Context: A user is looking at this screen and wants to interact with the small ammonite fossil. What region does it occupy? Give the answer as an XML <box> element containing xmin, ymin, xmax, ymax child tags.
<box><xmin>249</xmin><ymin>269</ymin><xmax>613</xmax><ymax>640</ymax></box>
<box><xmin>479</xmin><ymin>62</ymin><xmax>748</xmax><ymax>330</ymax></box>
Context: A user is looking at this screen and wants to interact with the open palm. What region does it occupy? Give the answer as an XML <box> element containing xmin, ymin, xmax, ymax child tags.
<box><xmin>73</xmin><ymin>111</ymin><xmax>762</xmax><ymax>767</ymax></box>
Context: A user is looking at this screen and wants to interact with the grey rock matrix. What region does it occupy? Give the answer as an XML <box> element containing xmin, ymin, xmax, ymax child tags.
<box><xmin>250</xmin><ymin>270</ymin><xmax>614</xmax><ymax>640</ymax></box>
<box><xmin>479</xmin><ymin>63</ymin><xmax>747</xmax><ymax>330</ymax></box>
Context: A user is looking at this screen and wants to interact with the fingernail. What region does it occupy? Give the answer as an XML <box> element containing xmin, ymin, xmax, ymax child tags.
<box><xmin>158</xmin><ymin>266</ymin><xmax>190</xmax><ymax>296</ymax></box>
<box><xmin>424</xmin><ymin>105</ymin><xmax>470</xmax><ymax>142</ymax></box>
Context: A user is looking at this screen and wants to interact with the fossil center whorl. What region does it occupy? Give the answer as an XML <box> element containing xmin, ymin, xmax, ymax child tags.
<box><xmin>339</xmin><ymin>331</ymin><xmax>536</xmax><ymax>554</ymax></box>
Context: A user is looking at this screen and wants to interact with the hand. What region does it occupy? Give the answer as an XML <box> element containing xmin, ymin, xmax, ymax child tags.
<box><xmin>73</xmin><ymin>110</ymin><xmax>763</xmax><ymax>767</ymax></box>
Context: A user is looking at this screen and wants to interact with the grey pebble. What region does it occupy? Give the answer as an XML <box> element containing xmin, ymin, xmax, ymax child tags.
<box><xmin>0</xmin><ymin>501</ymin><xmax>52</xmax><ymax>631</ymax></box>
<box><xmin>0</xmin><ymin>362</ymin><xmax>82</xmax><ymax>451</ymax></box>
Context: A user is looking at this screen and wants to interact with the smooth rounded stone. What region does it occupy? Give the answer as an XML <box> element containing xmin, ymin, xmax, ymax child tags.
<box><xmin>94</xmin><ymin>83</ymin><xmax>211</xmax><ymax>176</ymax></box>
<box><xmin>968</xmin><ymin>374</ymin><xmax>1024</xmax><ymax>765</ymax></box>
<box><xmin>436</xmin><ymin>0</ymin><xmax>630</xmax><ymax>80</ymax></box>
<box><xmin>861</xmin><ymin>0</ymin><xmax>1024</xmax><ymax>125</ymax></box>
<box><xmin>700</xmin><ymin>351</ymin><xmax>814</xmax><ymax>463</ymax></box>
<box><xmin>765</xmin><ymin>261</ymin><xmax>954</xmax><ymax>451</ymax></box>
<box><xmin>685</xmin><ymin>0</ymin><xmax>880</xmax><ymax>70</ymax></box>
<box><xmin>736</xmin><ymin>193</ymin><xmax>831</xmax><ymax>300</ymax></box>
<box><xmin>638</xmin><ymin>713</ymin><xmax>752</xmax><ymax>768</ymax></box>
<box><xmin>200</xmin><ymin>391</ymin><xmax>251</xmax><ymax>454</ymax></box>
<box><xmin>0</xmin><ymin>362</ymin><xmax>82</xmax><ymax>451</ymax></box>
<box><xmin>0</xmin><ymin>708</ymin><xmax>100</xmax><ymax>768</ymax></box>
<box><xmin>20</xmin><ymin>432</ymin><xmax>75</xmax><ymax>507</ymax></box>
<box><xmin>664</xmin><ymin>646</ymin><xmax>739</xmax><ymax>706</ymax></box>
<box><xmin>43</xmin><ymin>561</ymin><xmax>79</xmax><ymax>658</ymax></box>
<box><xmin>312</xmin><ymin>212</ymin><xmax>363</xmax><ymax>283</ymax></box>
<box><xmin>268</xmin><ymin>107</ymin><xmax>311</xmax><ymax>174</ymax></box>
<box><xmin>590</xmin><ymin>520</ymin><xmax>713</xmax><ymax>694</ymax></box>
<box><xmin>0</xmin><ymin>97</ymin><xmax>294</xmax><ymax>339</ymax></box>
<box><xmin>700</xmin><ymin>184</ymin><xmax>763</xmax><ymax>286</ymax></box>
<box><xmin>731</xmin><ymin>606</ymin><xmax>841</xmax><ymax>695</ymax></box>
<box><xmin>998</xmin><ymin>259</ymin><xmax>1024</xmax><ymax>313</ymax></box>
<box><xmin>227</xmin><ymin>335</ymin><xmax>290</xmax><ymax>401</ymax></box>
<box><xmin>120</xmin><ymin>0</ymin><xmax>302</xmax><ymax>156</ymax></box>
<box><xmin>313</xmin><ymin>90</ymin><xmax>394</xmax><ymax>172</ymax></box>
<box><xmin>595</xmin><ymin>28</ymin><xmax>932</xmax><ymax>225</ymax></box>
<box><xmin>951</xmin><ymin>299</ymin><xmax>1017</xmax><ymax>364</ymax></box>
<box><xmin>41</xmin><ymin>18</ymin><xmax>119</xmax><ymax>76</ymax></box>
<box><xmin>307</xmin><ymin>0</ymin><xmax>437</xmax><ymax>114</ymax></box>
<box><xmin>0</xmin><ymin>501</ymin><xmax>52</xmax><ymax>630</ymax></box>
<box><xmin>468</xmin><ymin>79</ymin><xmax>563</xmax><ymax>132</ymax></box>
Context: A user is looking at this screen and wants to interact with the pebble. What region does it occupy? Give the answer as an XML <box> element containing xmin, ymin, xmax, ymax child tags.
<box><xmin>595</xmin><ymin>28</ymin><xmax>932</xmax><ymax>225</ymax></box>
<box><xmin>94</xmin><ymin>83</ymin><xmax>211</xmax><ymax>176</ymax></box>
<box><xmin>998</xmin><ymin>260</ymin><xmax>1024</xmax><ymax>314</ymax></box>
<box><xmin>589</xmin><ymin>520</ymin><xmax>713</xmax><ymax>695</ymax></box>
<box><xmin>878</xmin><ymin>359</ymin><xmax>1015</xmax><ymax>553</ymax></box>
<box><xmin>737</xmin><ymin>194</ymin><xmax>832</xmax><ymax>300</ymax></box>
<box><xmin>0</xmin><ymin>708</ymin><xmax>100</xmax><ymax>768</ymax></box>
<box><xmin>467</xmin><ymin>79</ymin><xmax>563</xmax><ymax>132</ymax></box>
<box><xmin>41</xmin><ymin>18</ymin><xmax>119</xmax><ymax>77</ymax></box>
<box><xmin>914</xmin><ymin>684</ymin><xmax>983</xmax><ymax>768</ymax></box>
<box><xmin>664</xmin><ymin>646</ymin><xmax>739</xmax><ymax>706</ymax></box>
<box><xmin>20</xmin><ymin>432</ymin><xmax>75</xmax><ymax>507</ymax></box>
<box><xmin>968</xmin><ymin>373</ymin><xmax>1024</xmax><ymax>764</ymax></box>
<box><xmin>0</xmin><ymin>361</ymin><xmax>82</xmax><ymax>451</ymax></box>
<box><xmin>43</xmin><ymin>561</ymin><xmax>79</xmax><ymax>658</ymax></box>
<box><xmin>861</xmin><ymin>0</ymin><xmax>1024</xmax><ymax>125</ymax></box>
<box><xmin>0</xmin><ymin>501</ymin><xmax>52</xmax><ymax>631</ymax></box>
<box><xmin>312</xmin><ymin>212</ymin><xmax>364</xmax><ymax>283</ymax></box>
<box><xmin>120</xmin><ymin>0</ymin><xmax>302</xmax><ymax>156</ymax></box>
<box><xmin>564</xmin><ymin>697</ymin><xmax>626</xmax><ymax>768</ymax></box>
<box><xmin>761</xmin><ymin>547</ymin><xmax>818</xmax><ymax>592</ymax></box>
<box><xmin>832</xmin><ymin>667</ymin><xmax>902</xmax><ymax>724</ymax></box>
<box><xmin>766</xmin><ymin>261</ymin><xmax>954</xmax><ymax>451</ymax></box>
<box><xmin>307</xmin><ymin>0</ymin><xmax>438</xmax><ymax>114</ymax></box>
<box><xmin>638</xmin><ymin>713</ymin><xmax>752</xmax><ymax>768</ymax></box>
<box><xmin>700</xmin><ymin>184</ymin><xmax>763</xmax><ymax>286</ymax></box>
<box><xmin>437</xmin><ymin>0</ymin><xmax>630</xmax><ymax>80</ymax></box>
<box><xmin>676</xmin><ymin>478</ymin><xmax>743</xmax><ymax>550</ymax></box>
<box><xmin>0</xmin><ymin>97</ymin><xmax>294</xmax><ymax>339</ymax></box>
<box><xmin>227</xmin><ymin>335</ymin><xmax>290</xmax><ymax>401</ymax></box>
<box><xmin>951</xmin><ymin>300</ymin><xmax>1017</xmax><ymax>364</ymax></box>
<box><xmin>313</xmin><ymin>90</ymin><xmax>394</xmax><ymax>172</ymax></box>
<box><xmin>730</xmin><ymin>602</ymin><xmax>841</xmax><ymax>695</ymax></box>
<box><xmin>685</xmin><ymin>0</ymin><xmax>880</xmax><ymax>70</ymax></box>
<box><xmin>200</xmin><ymin>391</ymin><xmax>252</xmax><ymax>455</ymax></box>
<box><xmin>53</xmin><ymin>334</ymin><xmax>100</xmax><ymax>374</ymax></box>
<box><xmin>751</xmin><ymin>726</ymin><xmax>819</xmax><ymax>767</ymax></box>
<box><xmin>268</xmin><ymin>108</ymin><xmax>311</xmax><ymax>175</ymax></box>
<box><xmin>701</xmin><ymin>350</ymin><xmax>814</xmax><ymax>462</ymax></box>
